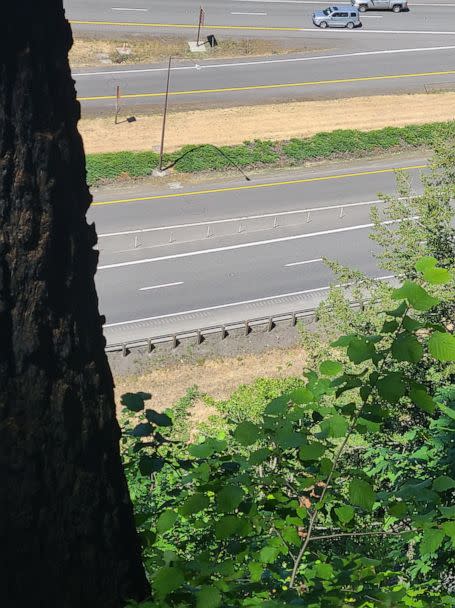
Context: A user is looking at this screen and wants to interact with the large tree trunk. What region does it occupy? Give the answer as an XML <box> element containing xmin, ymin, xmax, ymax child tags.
<box><xmin>0</xmin><ymin>2</ymin><xmax>149</xmax><ymax>605</ymax></box>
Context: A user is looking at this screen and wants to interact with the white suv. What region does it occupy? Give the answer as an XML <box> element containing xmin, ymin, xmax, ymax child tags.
<box><xmin>351</xmin><ymin>0</ymin><xmax>407</xmax><ymax>11</ymax></box>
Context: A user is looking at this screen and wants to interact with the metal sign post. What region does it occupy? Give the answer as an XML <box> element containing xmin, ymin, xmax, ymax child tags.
<box><xmin>158</xmin><ymin>56</ymin><xmax>172</xmax><ymax>172</ymax></box>
<box><xmin>197</xmin><ymin>6</ymin><xmax>205</xmax><ymax>46</ymax></box>
<box><xmin>115</xmin><ymin>85</ymin><xmax>120</xmax><ymax>124</ymax></box>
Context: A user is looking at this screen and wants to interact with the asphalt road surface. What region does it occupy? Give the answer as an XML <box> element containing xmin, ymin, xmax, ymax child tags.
<box><xmin>75</xmin><ymin>44</ymin><xmax>455</xmax><ymax>113</ymax></box>
<box><xmin>88</xmin><ymin>155</ymin><xmax>428</xmax><ymax>345</ymax></box>
<box><xmin>66</xmin><ymin>0</ymin><xmax>455</xmax><ymax>39</ymax></box>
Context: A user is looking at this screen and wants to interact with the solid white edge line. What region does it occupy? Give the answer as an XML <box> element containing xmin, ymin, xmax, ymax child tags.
<box><xmin>100</xmin><ymin>218</ymin><xmax>422</xmax><ymax>270</ymax></box>
<box><xmin>139</xmin><ymin>281</ymin><xmax>184</xmax><ymax>291</ymax></box>
<box><xmin>99</xmin><ymin>221</ymin><xmax>380</xmax><ymax>269</ymax></box>
<box><xmin>285</xmin><ymin>258</ymin><xmax>323</xmax><ymax>267</ymax></box>
<box><xmin>104</xmin><ymin>275</ymin><xmax>395</xmax><ymax>328</ymax></box>
<box><xmin>72</xmin><ymin>45</ymin><xmax>455</xmax><ymax>77</ymax></box>
<box><xmin>231</xmin><ymin>12</ymin><xmax>268</xmax><ymax>15</ymax></box>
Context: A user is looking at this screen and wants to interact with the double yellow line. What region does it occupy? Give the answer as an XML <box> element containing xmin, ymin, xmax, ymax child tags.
<box><xmin>78</xmin><ymin>70</ymin><xmax>455</xmax><ymax>102</ymax></box>
<box><xmin>93</xmin><ymin>164</ymin><xmax>427</xmax><ymax>207</ymax></box>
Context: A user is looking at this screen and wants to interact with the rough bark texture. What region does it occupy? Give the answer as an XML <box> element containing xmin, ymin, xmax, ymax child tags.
<box><xmin>0</xmin><ymin>3</ymin><xmax>149</xmax><ymax>606</ymax></box>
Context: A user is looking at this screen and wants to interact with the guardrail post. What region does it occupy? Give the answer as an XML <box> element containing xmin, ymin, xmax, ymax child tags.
<box><xmin>306</xmin><ymin>211</ymin><xmax>311</xmax><ymax>223</ymax></box>
<box><xmin>273</xmin><ymin>216</ymin><xmax>278</xmax><ymax>228</ymax></box>
<box><xmin>245</xmin><ymin>320</ymin><xmax>250</xmax><ymax>336</ymax></box>
<box><xmin>206</xmin><ymin>226</ymin><xmax>212</xmax><ymax>238</ymax></box>
<box><xmin>172</xmin><ymin>334</ymin><xmax>179</xmax><ymax>349</ymax></box>
<box><xmin>169</xmin><ymin>232</ymin><xmax>175</xmax><ymax>243</ymax></box>
<box><xmin>291</xmin><ymin>312</ymin><xmax>297</xmax><ymax>327</ymax></box>
<box><xmin>147</xmin><ymin>338</ymin><xmax>154</xmax><ymax>354</ymax></box>
<box><xmin>196</xmin><ymin>329</ymin><xmax>204</xmax><ymax>345</ymax></box>
<box><xmin>267</xmin><ymin>317</ymin><xmax>274</xmax><ymax>332</ymax></box>
<box><xmin>221</xmin><ymin>325</ymin><xmax>227</xmax><ymax>340</ymax></box>
<box><xmin>122</xmin><ymin>344</ymin><xmax>128</xmax><ymax>357</ymax></box>
<box><xmin>339</xmin><ymin>207</ymin><xmax>344</xmax><ymax>219</ymax></box>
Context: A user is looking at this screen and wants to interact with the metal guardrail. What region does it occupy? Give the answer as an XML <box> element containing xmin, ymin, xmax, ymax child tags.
<box><xmin>105</xmin><ymin>305</ymin><xmax>329</xmax><ymax>356</ymax></box>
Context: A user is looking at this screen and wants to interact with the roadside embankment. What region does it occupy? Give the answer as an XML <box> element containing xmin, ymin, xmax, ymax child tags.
<box><xmin>85</xmin><ymin>116</ymin><xmax>454</xmax><ymax>185</ymax></box>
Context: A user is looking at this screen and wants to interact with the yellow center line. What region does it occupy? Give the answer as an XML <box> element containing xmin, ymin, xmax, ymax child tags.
<box><xmin>93</xmin><ymin>164</ymin><xmax>427</xmax><ymax>207</ymax></box>
<box><xmin>70</xmin><ymin>19</ymin><xmax>303</xmax><ymax>32</ymax></box>
<box><xmin>78</xmin><ymin>70</ymin><xmax>455</xmax><ymax>102</ymax></box>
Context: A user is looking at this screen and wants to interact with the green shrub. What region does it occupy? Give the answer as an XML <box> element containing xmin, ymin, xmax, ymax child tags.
<box><xmin>85</xmin><ymin>121</ymin><xmax>455</xmax><ymax>185</ymax></box>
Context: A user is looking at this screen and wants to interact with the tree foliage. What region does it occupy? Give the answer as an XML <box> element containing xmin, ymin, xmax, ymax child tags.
<box><xmin>122</xmin><ymin>259</ymin><xmax>455</xmax><ymax>607</ymax></box>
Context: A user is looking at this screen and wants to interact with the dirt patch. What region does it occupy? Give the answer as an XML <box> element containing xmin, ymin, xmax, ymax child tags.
<box><xmin>70</xmin><ymin>35</ymin><xmax>310</xmax><ymax>68</ymax></box>
<box><xmin>80</xmin><ymin>92</ymin><xmax>455</xmax><ymax>154</ymax></box>
<box><xmin>114</xmin><ymin>345</ymin><xmax>307</xmax><ymax>412</ymax></box>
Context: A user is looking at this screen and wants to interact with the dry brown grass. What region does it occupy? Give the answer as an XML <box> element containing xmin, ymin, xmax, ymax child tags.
<box><xmin>70</xmin><ymin>36</ymin><xmax>306</xmax><ymax>68</ymax></box>
<box><xmin>114</xmin><ymin>346</ymin><xmax>308</xmax><ymax>414</ymax></box>
<box><xmin>80</xmin><ymin>92</ymin><xmax>455</xmax><ymax>154</ymax></box>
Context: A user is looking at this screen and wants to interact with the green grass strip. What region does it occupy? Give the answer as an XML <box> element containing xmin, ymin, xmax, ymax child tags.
<box><xmin>85</xmin><ymin>121</ymin><xmax>455</xmax><ymax>185</ymax></box>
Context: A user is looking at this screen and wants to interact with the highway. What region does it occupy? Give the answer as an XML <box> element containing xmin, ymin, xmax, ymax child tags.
<box><xmin>65</xmin><ymin>0</ymin><xmax>455</xmax><ymax>39</ymax></box>
<box><xmin>89</xmin><ymin>156</ymin><xmax>427</xmax><ymax>345</ymax></box>
<box><xmin>75</xmin><ymin>45</ymin><xmax>455</xmax><ymax>112</ymax></box>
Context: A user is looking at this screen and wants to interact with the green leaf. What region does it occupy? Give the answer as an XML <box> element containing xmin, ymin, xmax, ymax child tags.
<box><xmin>388</xmin><ymin>502</ymin><xmax>407</xmax><ymax>518</ymax></box>
<box><xmin>248</xmin><ymin>562</ymin><xmax>263</xmax><ymax>582</ymax></box>
<box><xmin>196</xmin><ymin>587</ymin><xmax>222</xmax><ymax>608</ymax></box>
<box><xmin>349</xmin><ymin>479</ymin><xmax>375</xmax><ymax>511</ymax></box>
<box><xmin>156</xmin><ymin>510</ymin><xmax>178</xmax><ymax>534</ymax></box>
<box><xmin>433</xmin><ymin>476</ymin><xmax>455</xmax><ymax>492</ymax></box>
<box><xmin>264</xmin><ymin>396</ymin><xmax>289</xmax><ymax>415</ymax></box>
<box><xmin>402</xmin><ymin>315</ymin><xmax>424</xmax><ymax>332</ymax></box>
<box><xmin>320</xmin><ymin>414</ymin><xmax>348</xmax><ymax>438</ymax></box>
<box><xmin>217</xmin><ymin>485</ymin><xmax>244</xmax><ymax>513</ymax></box>
<box><xmin>276</xmin><ymin>424</ymin><xmax>307</xmax><ymax>448</ymax></box>
<box><xmin>428</xmin><ymin>331</ymin><xmax>455</xmax><ymax>362</ymax></box>
<box><xmin>442</xmin><ymin>521</ymin><xmax>455</xmax><ymax>542</ymax></box>
<box><xmin>415</xmin><ymin>256</ymin><xmax>452</xmax><ymax>284</ymax></box>
<box><xmin>392</xmin><ymin>280</ymin><xmax>439</xmax><ymax>311</ymax></box>
<box><xmin>145</xmin><ymin>410</ymin><xmax>172</xmax><ymax>427</ymax></box>
<box><xmin>420</xmin><ymin>528</ymin><xmax>445</xmax><ymax>555</ymax></box>
<box><xmin>249</xmin><ymin>448</ymin><xmax>272</xmax><ymax>465</ymax></box>
<box><xmin>415</xmin><ymin>256</ymin><xmax>438</xmax><ymax>272</ymax></box>
<box><xmin>382</xmin><ymin>319</ymin><xmax>399</xmax><ymax>333</ymax></box>
<box><xmin>299</xmin><ymin>443</ymin><xmax>326</xmax><ymax>461</ymax></box>
<box><xmin>121</xmin><ymin>392</ymin><xmax>151</xmax><ymax>412</ymax></box>
<box><xmin>290</xmin><ymin>387</ymin><xmax>315</xmax><ymax>404</ymax></box>
<box><xmin>234</xmin><ymin>421</ymin><xmax>261</xmax><ymax>446</ymax></box>
<box><xmin>347</xmin><ymin>338</ymin><xmax>376</xmax><ymax>364</ymax></box>
<box><xmin>377</xmin><ymin>372</ymin><xmax>406</xmax><ymax>404</ymax></box>
<box><xmin>331</xmin><ymin>334</ymin><xmax>356</xmax><ymax>347</ymax></box>
<box><xmin>319</xmin><ymin>360</ymin><xmax>343</xmax><ymax>377</ymax></box>
<box><xmin>180</xmin><ymin>493</ymin><xmax>210</xmax><ymax>516</ymax></box>
<box><xmin>189</xmin><ymin>443</ymin><xmax>215</xmax><ymax>459</ymax></box>
<box><xmin>391</xmin><ymin>332</ymin><xmax>423</xmax><ymax>363</ymax></box>
<box><xmin>153</xmin><ymin>566</ymin><xmax>184</xmax><ymax>598</ymax></box>
<box><xmin>315</xmin><ymin>563</ymin><xmax>334</xmax><ymax>579</ymax></box>
<box><xmin>335</xmin><ymin>505</ymin><xmax>355</xmax><ymax>524</ymax></box>
<box><xmin>215</xmin><ymin>515</ymin><xmax>241</xmax><ymax>539</ymax></box>
<box><xmin>259</xmin><ymin>545</ymin><xmax>280</xmax><ymax>564</ymax></box>
<box><xmin>386</xmin><ymin>301</ymin><xmax>408</xmax><ymax>318</ymax></box>
<box><xmin>409</xmin><ymin>384</ymin><xmax>436</xmax><ymax>414</ymax></box>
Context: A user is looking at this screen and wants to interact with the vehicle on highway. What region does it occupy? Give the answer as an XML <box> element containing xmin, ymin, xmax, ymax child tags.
<box><xmin>312</xmin><ymin>5</ymin><xmax>361</xmax><ymax>28</ymax></box>
<box><xmin>351</xmin><ymin>0</ymin><xmax>407</xmax><ymax>11</ymax></box>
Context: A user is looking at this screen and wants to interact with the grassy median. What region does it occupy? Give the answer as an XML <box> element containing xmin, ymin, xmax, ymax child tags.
<box><xmin>85</xmin><ymin>120</ymin><xmax>454</xmax><ymax>185</ymax></box>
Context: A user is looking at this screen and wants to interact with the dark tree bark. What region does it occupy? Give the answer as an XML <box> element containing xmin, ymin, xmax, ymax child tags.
<box><xmin>0</xmin><ymin>3</ymin><xmax>149</xmax><ymax>606</ymax></box>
